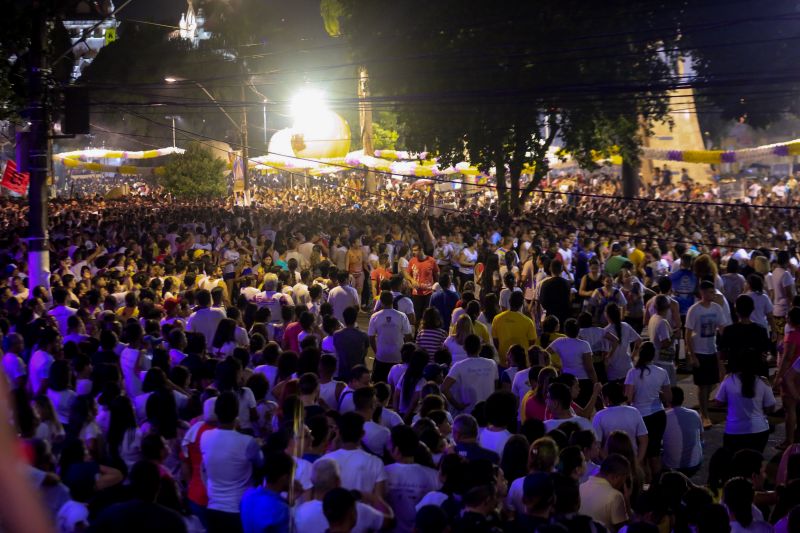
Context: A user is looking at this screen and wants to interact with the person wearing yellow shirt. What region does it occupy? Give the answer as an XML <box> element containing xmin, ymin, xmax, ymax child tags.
<box><xmin>491</xmin><ymin>292</ymin><xmax>537</xmax><ymax>367</ymax></box>
<box><xmin>628</xmin><ymin>239</ymin><xmax>647</xmax><ymax>274</ymax></box>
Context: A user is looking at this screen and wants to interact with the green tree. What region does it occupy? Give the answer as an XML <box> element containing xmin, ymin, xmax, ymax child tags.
<box><xmin>162</xmin><ymin>142</ymin><xmax>226</xmax><ymax>198</ymax></box>
<box><xmin>337</xmin><ymin>0</ymin><xmax>690</xmax><ymax>215</ymax></box>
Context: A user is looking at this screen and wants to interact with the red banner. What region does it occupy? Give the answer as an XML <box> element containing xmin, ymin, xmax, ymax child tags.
<box><xmin>1</xmin><ymin>160</ymin><xmax>30</xmax><ymax>194</ymax></box>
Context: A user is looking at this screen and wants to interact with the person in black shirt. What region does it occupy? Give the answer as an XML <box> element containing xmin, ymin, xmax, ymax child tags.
<box><xmin>539</xmin><ymin>260</ymin><xmax>572</xmax><ymax>329</ymax></box>
<box><xmin>452</xmin><ymin>414</ymin><xmax>500</xmax><ymax>465</ymax></box>
<box><xmin>89</xmin><ymin>461</ymin><xmax>187</xmax><ymax>533</ymax></box>
<box><xmin>719</xmin><ymin>295</ymin><xmax>770</xmax><ymax>376</ymax></box>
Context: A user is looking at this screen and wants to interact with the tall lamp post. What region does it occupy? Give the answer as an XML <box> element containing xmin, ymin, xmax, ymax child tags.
<box><xmin>165</xmin><ymin>115</ymin><xmax>177</xmax><ymax>148</ymax></box>
<box><xmin>165</xmin><ymin>77</ymin><xmax>250</xmax><ymax>205</ymax></box>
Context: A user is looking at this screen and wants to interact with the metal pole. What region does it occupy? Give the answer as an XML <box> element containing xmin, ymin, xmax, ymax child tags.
<box><xmin>240</xmin><ymin>83</ymin><xmax>250</xmax><ymax>206</ymax></box>
<box><xmin>26</xmin><ymin>5</ymin><xmax>50</xmax><ymax>294</ymax></box>
<box><xmin>263</xmin><ymin>102</ymin><xmax>267</xmax><ymax>146</ymax></box>
<box><xmin>172</xmin><ymin>116</ymin><xmax>176</xmax><ymax>148</ymax></box>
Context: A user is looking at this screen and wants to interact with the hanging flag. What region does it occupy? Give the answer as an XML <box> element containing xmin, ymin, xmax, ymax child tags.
<box><xmin>1</xmin><ymin>160</ymin><xmax>30</xmax><ymax>194</ymax></box>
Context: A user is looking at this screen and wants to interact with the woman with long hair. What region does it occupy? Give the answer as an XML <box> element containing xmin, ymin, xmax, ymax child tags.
<box><xmin>480</xmin><ymin>253</ymin><xmax>502</xmax><ymax>298</ymax></box>
<box><xmin>713</xmin><ymin>349</ymin><xmax>776</xmax><ymax>454</ymax></box>
<box><xmin>499</xmin><ymin>434</ymin><xmax>531</xmax><ymax>484</ymax></box>
<box><xmin>215</xmin><ymin>357</ymin><xmax>258</xmax><ymax>434</ymax></box>
<box><xmin>624</xmin><ymin>341</ymin><xmax>671</xmax><ymax>481</ymax></box>
<box><xmin>605</xmin><ymin>430</ymin><xmax>643</xmax><ymax>503</ymax></box>
<box><xmin>416</xmin><ymin>307</ymin><xmax>447</xmax><ymax>357</ymax></box>
<box><xmin>211</xmin><ymin>318</ymin><xmax>238</xmax><ymax>358</ymax></box>
<box><xmin>693</xmin><ymin>253</ymin><xmax>723</xmax><ymax>293</ymax></box>
<box><xmin>578</xmin><ymin>258</ymin><xmax>603</xmax><ymax>301</ymax></box>
<box><xmin>589</xmin><ymin>273</ymin><xmax>627</xmax><ymax>326</ymax></box>
<box><xmin>443</xmin><ymin>314</ymin><xmax>473</xmax><ymax>363</ymax></box>
<box><xmin>547</xmin><ymin>319</ymin><xmax>597</xmax><ymax>406</ymax></box>
<box><xmin>394</xmin><ymin>350</ymin><xmax>429</xmax><ymax>420</ymax></box>
<box><xmin>142</xmin><ymin>389</ymin><xmax>188</xmax><ymax>480</ymax></box>
<box><xmin>478</xmin><ymin>293</ymin><xmax>501</xmax><ymax>338</ymax></box>
<box><xmin>106</xmin><ymin>396</ymin><xmax>141</xmax><ymax>472</ymax></box>
<box><xmin>521</xmin><ymin>366</ymin><xmax>558</xmax><ymax>422</ymax></box>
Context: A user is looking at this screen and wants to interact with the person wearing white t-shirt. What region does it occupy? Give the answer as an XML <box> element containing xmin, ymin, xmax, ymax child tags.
<box><xmin>2</xmin><ymin>333</ymin><xmax>27</xmax><ymax>390</ymax></box>
<box><xmin>368</xmin><ymin>291</ymin><xmax>413</xmax><ymax>384</ymax></box>
<box><xmin>713</xmin><ymin>354</ymin><xmax>776</xmax><ymax>454</ymax></box>
<box><xmin>543</xmin><ymin>382</ymin><xmax>595</xmax><ymax>436</ymax></box>
<box><xmin>771</xmin><ymin>251</ymin><xmax>796</xmax><ymax>326</ymax></box>
<box><xmin>477</xmin><ymin>392</ymin><xmax>516</xmax><ymax>457</ymax></box>
<box><xmin>383</xmin><ymin>425</ymin><xmax>440</xmax><ymax>532</ymax></box>
<box><xmin>662</xmin><ymin>386</ymin><xmax>703</xmax><ymax>476</ymax></box>
<box><xmin>547</xmin><ymin>319</ymin><xmax>598</xmax><ymax>406</ymax></box>
<box><xmin>648</xmin><ymin>295</ymin><xmax>677</xmax><ymax>385</ymax></box>
<box><xmin>592</xmin><ymin>382</ymin><xmax>648</xmax><ymax>463</ymax></box>
<box><xmin>29</xmin><ymin>328</ymin><xmax>62</xmax><ymax>396</ymax></box>
<box><xmin>48</xmin><ymin>288</ymin><xmax>77</xmax><ymax>336</ymax></box>
<box><xmin>604</xmin><ymin>305</ymin><xmax>641</xmax><ymax>383</ymax></box>
<box><xmin>120</xmin><ymin>323</ymin><xmax>149</xmax><ymax>399</ymax></box>
<box><xmin>442</xmin><ymin>334</ymin><xmax>498</xmax><ymax>415</ymax></box>
<box><xmin>352</xmin><ymin>387</ymin><xmax>391</xmax><ymax>458</ymax></box>
<box><xmin>294</xmin><ymin>458</ymin><xmax>392</xmax><ymax>533</ymax></box>
<box><xmin>685</xmin><ymin>280</ymin><xmax>731</xmax><ymax>427</ymax></box>
<box><xmin>624</xmin><ymin>342</ymin><xmax>671</xmax><ymax>477</ymax></box>
<box><xmin>328</xmin><ymin>272</ymin><xmax>361</xmax><ymax>323</ymax></box>
<box><xmin>323</xmin><ymin>412</ymin><xmax>387</xmax><ymax>495</ymax></box>
<box><xmin>200</xmin><ymin>392</ymin><xmax>263</xmax><ymax>528</ymax></box>
<box><xmin>186</xmin><ymin>289</ymin><xmax>227</xmax><ymax>350</ymax></box>
<box><xmin>744</xmin><ymin>274</ymin><xmax>775</xmax><ymax>335</ymax></box>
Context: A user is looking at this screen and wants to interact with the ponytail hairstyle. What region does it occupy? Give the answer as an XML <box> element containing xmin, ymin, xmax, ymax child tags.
<box><xmin>606</xmin><ymin>303</ymin><xmax>623</xmax><ymax>343</ymax></box>
<box><xmin>737</xmin><ymin>349</ymin><xmax>759</xmax><ymax>399</ymax></box>
<box><xmin>636</xmin><ymin>341</ymin><xmax>655</xmax><ymax>378</ymax></box>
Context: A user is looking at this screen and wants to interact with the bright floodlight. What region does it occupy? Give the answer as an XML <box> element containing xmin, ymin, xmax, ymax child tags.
<box><xmin>290</xmin><ymin>89</ymin><xmax>326</xmax><ymax>124</ymax></box>
<box><xmin>164</xmin><ymin>77</ymin><xmax>177</xmax><ymax>83</ymax></box>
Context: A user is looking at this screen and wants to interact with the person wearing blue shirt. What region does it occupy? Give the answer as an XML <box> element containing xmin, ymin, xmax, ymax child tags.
<box><xmin>669</xmin><ymin>254</ymin><xmax>698</xmax><ymax>318</ymax></box>
<box><xmin>240</xmin><ymin>451</ymin><xmax>294</xmax><ymax>533</ymax></box>
<box><xmin>430</xmin><ymin>273</ymin><xmax>460</xmax><ymax>330</ymax></box>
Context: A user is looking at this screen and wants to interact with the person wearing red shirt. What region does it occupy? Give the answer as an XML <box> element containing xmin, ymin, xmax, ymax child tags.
<box><xmin>405</xmin><ymin>244</ymin><xmax>439</xmax><ymax>322</ymax></box>
<box><xmin>370</xmin><ymin>253</ymin><xmax>393</xmax><ymax>299</ymax></box>
<box><xmin>181</xmin><ymin>397</ymin><xmax>218</xmax><ymax>528</ymax></box>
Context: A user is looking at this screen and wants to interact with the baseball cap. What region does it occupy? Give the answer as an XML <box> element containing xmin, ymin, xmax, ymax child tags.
<box><xmin>699</xmin><ymin>280</ymin><xmax>715</xmax><ymax>290</ymax></box>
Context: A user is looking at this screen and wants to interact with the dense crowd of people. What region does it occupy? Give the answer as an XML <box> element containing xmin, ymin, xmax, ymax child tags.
<box><xmin>1</xmin><ymin>175</ymin><xmax>800</xmax><ymax>533</ymax></box>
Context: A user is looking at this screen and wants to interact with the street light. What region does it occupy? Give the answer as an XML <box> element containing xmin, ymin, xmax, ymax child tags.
<box><xmin>263</xmin><ymin>99</ymin><xmax>268</xmax><ymax>146</ymax></box>
<box><xmin>290</xmin><ymin>89</ymin><xmax>326</xmax><ymax>127</ymax></box>
<box><xmin>165</xmin><ymin>115</ymin><xmax>178</xmax><ymax>148</ymax></box>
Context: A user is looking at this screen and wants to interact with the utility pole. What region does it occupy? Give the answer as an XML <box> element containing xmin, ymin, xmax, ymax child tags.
<box><xmin>25</xmin><ymin>5</ymin><xmax>51</xmax><ymax>293</ymax></box>
<box><xmin>358</xmin><ymin>67</ymin><xmax>376</xmax><ymax>193</ymax></box>
<box><xmin>240</xmin><ymin>80</ymin><xmax>250</xmax><ymax>206</ymax></box>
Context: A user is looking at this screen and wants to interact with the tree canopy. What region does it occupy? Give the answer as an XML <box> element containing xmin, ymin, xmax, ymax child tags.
<box><xmin>334</xmin><ymin>0</ymin><xmax>800</xmax><ymax>214</ymax></box>
<box><xmin>161</xmin><ymin>142</ymin><xmax>227</xmax><ymax>198</ymax></box>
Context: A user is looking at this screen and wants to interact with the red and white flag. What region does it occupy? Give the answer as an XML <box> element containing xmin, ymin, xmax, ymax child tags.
<box><xmin>0</xmin><ymin>160</ymin><xmax>30</xmax><ymax>195</ymax></box>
